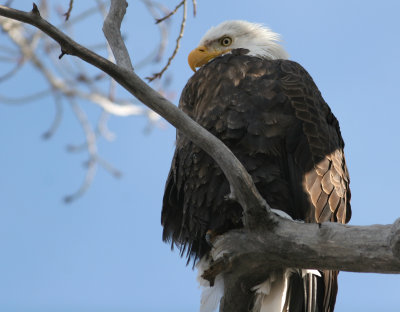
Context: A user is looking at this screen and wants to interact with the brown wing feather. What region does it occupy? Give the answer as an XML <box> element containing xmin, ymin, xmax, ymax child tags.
<box><xmin>161</xmin><ymin>53</ymin><xmax>351</xmax><ymax>311</ymax></box>
<box><xmin>279</xmin><ymin>60</ymin><xmax>351</xmax><ymax>311</ymax></box>
<box><xmin>280</xmin><ymin>61</ymin><xmax>351</xmax><ymax>224</ymax></box>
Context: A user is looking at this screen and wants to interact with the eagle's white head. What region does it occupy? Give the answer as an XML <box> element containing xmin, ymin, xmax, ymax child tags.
<box><xmin>188</xmin><ymin>20</ymin><xmax>289</xmax><ymax>71</ymax></box>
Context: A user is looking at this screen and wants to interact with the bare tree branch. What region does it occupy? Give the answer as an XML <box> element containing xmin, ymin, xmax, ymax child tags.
<box><xmin>102</xmin><ymin>0</ymin><xmax>133</xmax><ymax>70</ymax></box>
<box><xmin>0</xmin><ymin>2</ymin><xmax>172</xmax><ymax>202</ymax></box>
<box><xmin>208</xmin><ymin>218</ymin><xmax>400</xmax><ymax>311</ymax></box>
<box><xmin>0</xmin><ymin>3</ymin><xmax>271</xmax><ymax>225</ymax></box>
<box><xmin>207</xmin><ymin>219</ymin><xmax>400</xmax><ymax>281</ymax></box>
<box><xmin>0</xmin><ymin>14</ymin><xmax>143</xmax><ymax>115</ymax></box>
<box><xmin>146</xmin><ymin>0</ymin><xmax>187</xmax><ymax>82</ymax></box>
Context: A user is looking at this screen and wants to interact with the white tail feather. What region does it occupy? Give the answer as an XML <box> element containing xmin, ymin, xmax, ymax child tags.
<box><xmin>197</xmin><ymin>257</ymin><xmax>224</xmax><ymax>312</ymax></box>
<box><xmin>252</xmin><ymin>269</ymin><xmax>294</xmax><ymax>312</ymax></box>
<box><xmin>252</xmin><ymin>269</ymin><xmax>322</xmax><ymax>312</ymax></box>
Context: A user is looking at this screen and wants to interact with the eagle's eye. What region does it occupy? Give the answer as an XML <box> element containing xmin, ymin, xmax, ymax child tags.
<box><xmin>220</xmin><ymin>36</ymin><xmax>232</xmax><ymax>47</ymax></box>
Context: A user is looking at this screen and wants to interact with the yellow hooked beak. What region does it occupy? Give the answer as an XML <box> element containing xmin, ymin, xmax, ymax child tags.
<box><xmin>188</xmin><ymin>46</ymin><xmax>230</xmax><ymax>72</ymax></box>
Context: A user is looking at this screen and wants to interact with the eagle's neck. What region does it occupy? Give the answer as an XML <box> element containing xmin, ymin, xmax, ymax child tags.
<box><xmin>246</xmin><ymin>41</ymin><xmax>289</xmax><ymax>60</ymax></box>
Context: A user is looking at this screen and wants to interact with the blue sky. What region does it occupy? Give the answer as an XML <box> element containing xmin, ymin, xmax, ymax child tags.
<box><xmin>1</xmin><ymin>0</ymin><xmax>400</xmax><ymax>311</ymax></box>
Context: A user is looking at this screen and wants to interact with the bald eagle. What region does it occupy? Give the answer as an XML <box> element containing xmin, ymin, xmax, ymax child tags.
<box><xmin>162</xmin><ymin>20</ymin><xmax>351</xmax><ymax>312</ymax></box>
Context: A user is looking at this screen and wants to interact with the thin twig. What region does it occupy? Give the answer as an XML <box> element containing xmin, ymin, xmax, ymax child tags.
<box><xmin>42</xmin><ymin>93</ymin><xmax>63</xmax><ymax>140</ymax></box>
<box><xmin>66</xmin><ymin>115</ymin><xmax>116</xmax><ymax>152</ymax></box>
<box><xmin>0</xmin><ymin>59</ymin><xmax>22</xmax><ymax>82</ymax></box>
<box><xmin>97</xmin><ymin>111</ymin><xmax>115</xmax><ymax>141</ymax></box>
<box><xmin>98</xmin><ymin>75</ymin><xmax>117</xmax><ymax>141</ymax></box>
<box><xmin>192</xmin><ymin>0</ymin><xmax>197</xmax><ymax>16</ymax></box>
<box><xmin>64</xmin><ymin>98</ymin><xmax>97</xmax><ymax>203</ymax></box>
<box><xmin>146</xmin><ymin>0</ymin><xmax>187</xmax><ymax>81</ymax></box>
<box><xmin>65</xmin><ymin>98</ymin><xmax>121</xmax><ymax>201</ymax></box>
<box><xmin>66</xmin><ymin>141</ymin><xmax>87</xmax><ymax>153</ymax></box>
<box><xmin>0</xmin><ymin>88</ymin><xmax>52</xmax><ymax>104</ymax></box>
<box><xmin>64</xmin><ymin>158</ymin><xmax>97</xmax><ymax>203</ymax></box>
<box><xmin>97</xmin><ymin>156</ymin><xmax>122</xmax><ymax>178</ymax></box>
<box><xmin>70</xmin><ymin>99</ymin><xmax>97</xmax><ymax>155</ymax></box>
<box><xmin>63</xmin><ymin>0</ymin><xmax>74</xmax><ymax>21</ymax></box>
<box><xmin>57</xmin><ymin>2</ymin><xmax>106</xmax><ymax>28</ymax></box>
<box><xmin>140</xmin><ymin>0</ymin><xmax>170</xmax><ymax>63</ymax></box>
<box><xmin>155</xmin><ymin>0</ymin><xmax>184</xmax><ymax>24</ymax></box>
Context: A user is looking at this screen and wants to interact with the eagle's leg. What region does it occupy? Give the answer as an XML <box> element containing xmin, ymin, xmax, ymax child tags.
<box><xmin>205</xmin><ymin>229</ymin><xmax>218</xmax><ymax>247</ymax></box>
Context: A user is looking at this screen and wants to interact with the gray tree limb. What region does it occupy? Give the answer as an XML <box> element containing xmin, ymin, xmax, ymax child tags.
<box><xmin>207</xmin><ymin>218</ymin><xmax>400</xmax><ymax>311</ymax></box>
<box><xmin>0</xmin><ymin>3</ymin><xmax>271</xmax><ymax>228</ymax></box>
<box><xmin>211</xmin><ymin>218</ymin><xmax>400</xmax><ymax>274</ymax></box>
<box><xmin>102</xmin><ymin>0</ymin><xmax>133</xmax><ymax>71</ymax></box>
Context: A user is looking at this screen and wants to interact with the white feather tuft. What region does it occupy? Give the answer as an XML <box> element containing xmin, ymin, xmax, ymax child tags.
<box><xmin>271</xmin><ymin>208</ymin><xmax>293</xmax><ymax>220</ymax></box>
<box><xmin>251</xmin><ymin>269</ymin><xmax>294</xmax><ymax>312</ymax></box>
<box><xmin>197</xmin><ymin>257</ymin><xmax>224</xmax><ymax>312</ymax></box>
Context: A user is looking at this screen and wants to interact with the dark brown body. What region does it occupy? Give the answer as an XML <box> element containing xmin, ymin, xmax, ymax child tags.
<box><xmin>162</xmin><ymin>52</ymin><xmax>351</xmax><ymax>311</ymax></box>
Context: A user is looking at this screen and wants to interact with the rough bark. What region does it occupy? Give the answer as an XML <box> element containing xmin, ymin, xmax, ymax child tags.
<box><xmin>207</xmin><ymin>218</ymin><xmax>400</xmax><ymax>311</ymax></box>
<box><xmin>211</xmin><ymin>218</ymin><xmax>400</xmax><ymax>274</ymax></box>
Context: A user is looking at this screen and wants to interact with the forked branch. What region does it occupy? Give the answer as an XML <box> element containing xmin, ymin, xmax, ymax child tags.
<box><xmin>0</xmin><ymin>3</ymin><xmax>272</xmax><ymax>226</ymax></box>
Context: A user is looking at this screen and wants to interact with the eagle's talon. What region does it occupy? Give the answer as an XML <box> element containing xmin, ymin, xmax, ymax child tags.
<box><xmin>205</xmin><ymin>229</ymin><xmax>217</xmax><ymax>247</ymax></box>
